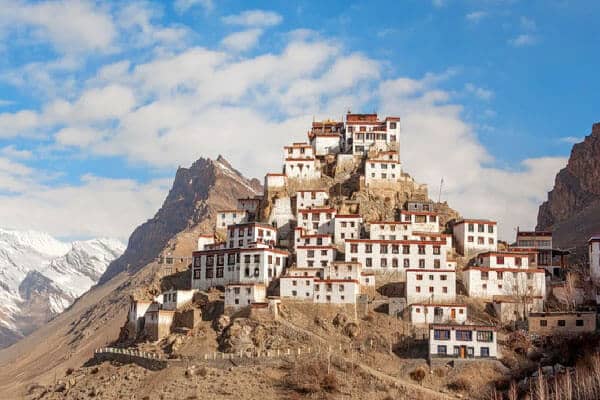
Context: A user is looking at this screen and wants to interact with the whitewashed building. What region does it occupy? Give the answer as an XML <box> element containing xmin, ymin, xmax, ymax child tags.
<box><xmin>334</xmin><ymin>214</ymin><xmax>362</xmax><ymax>245</ymax></box>
<box><xmin>344</xmin><ymin>238</ymin><xmax>451</xmax><ymax>279</ymax></box>
<box><xmin>429</xmin><ymin>324</ymin><xmax>498</xmax><ymax>359</ymax></box>
<box><xmin>406</xmin><ymin>268</ymin><xmax>456</xmax><ymax>305</ymax></box>
<box><xmin>156</xmin><ymin>289</ymin><xmax>195</xmax><ymax>311</ymax></box>
<box><xmin>264</xmin><ymin>173</ymin><xmax>287</xmax><ymax>191</ymax></box>
<box><xmin>283</xmin><ymin>143</ymin><xmax>320</xmax><ymax>180</ymax></box>
<box><xmin>400</xmin><ymin>211</ymin><xmax>440</xmax><ymax>233</ymax></box>
<box><xmin>365</xmin><ymin>151</ymin><xmax>402</xmax><ymax>186</ymax></box>
<box><xmin>225</xmin><ymin>222</ymin><xmax>277</xmax><ymax>249</ymax></box>
<box><xmin>216</xmin><ymin>209</ymin><xmax>249</xmax><ymax>230</ymax></box>
<box><xmin>309</xmin><ymin>120</ymin><xmax>343</xmax><ymax>156</ymax></box>
<box><xmin>463</xmin><ymin>251</ymin><xmax>546</xmax><ymax>303</ymax></box>
<box><xmin>191</xmin><ymin>247</ymin><xmax>288</xmax><ymax>290</ymax></box>
<box><xmin>343</xmin><ymin>113</ymin><xmax>400</xmax><ymax>155</ymax></box>
<box><xmin>452</xmin><ymin>219</ymin><xmax>498</xmax><ymax>256</ymax></box>
<box><xmin>197</xmin><ymin>234</ymin><xmax>215</xmax><ymax>250</ymax></box>
<box><xmin>297</xmin><ymin>207</ymin><xmax>336</xmax><ymax>235</ymax></box>
<box><xmin>294</xmin><ymin>190</ymin><xmax>329</xmax><ymax>212</ymax></box>
<box><xmin>296</xmin><ymin>245</ymin><xmax>337</xmax><ymax>268</ymax></box>
<box><xmin>370</xmin><ymin>221</ymin><xmax>412</xmax><ymax>240</ymax></box>
<box><xmin>409</xmin><ymin>304</ymin><xmax>467</xmax><ymax>326</ymax></box>
<box><xmin>589</xmin><ymin>235</ymin><xmax>600</xmax><ymax>281</ymax></box>
<box><xmin>224</xmin><ymin>283</ymin><xmax>266</xmax><ymax>310</ymax></box>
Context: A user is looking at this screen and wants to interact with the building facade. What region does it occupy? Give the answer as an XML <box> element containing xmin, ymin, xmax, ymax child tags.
<box><xmin>452</xmin><ymin>219</ymin><xmax>498</xmax><ymax>255</ymax></box>
<box><xmin>429</xmin><ymin>324</ymin><xmax>498</xmax><ymax>359</ymax></box>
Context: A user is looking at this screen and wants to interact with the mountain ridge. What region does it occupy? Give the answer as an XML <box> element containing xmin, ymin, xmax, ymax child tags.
<box><xmin>537</xmin><ymin>122</ymin><xmax>600</xmax><ymax>253</ymax></box>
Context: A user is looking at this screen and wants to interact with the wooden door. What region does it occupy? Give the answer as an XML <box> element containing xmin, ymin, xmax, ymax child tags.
<box><xmin>451</xmin><ymin>308</ymin><xmax>456</xmax><ymax>320</ymax></box>
<box><xmin>460</xmin><ymin>346</ymin><xmax>465</xmax><ymax>358</ymax></box>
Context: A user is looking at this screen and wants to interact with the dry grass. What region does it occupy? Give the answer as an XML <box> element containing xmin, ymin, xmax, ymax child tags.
<box><xmin>282</xmin><ymin>360</ymin><xmax>339</xmax><ymax>396</ymax></box>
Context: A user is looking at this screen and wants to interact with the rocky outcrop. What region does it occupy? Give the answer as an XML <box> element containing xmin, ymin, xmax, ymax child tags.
<box><xmin>100</xmin><ymin>156</ymin><xmax>261</xmax><ymax>283</ymax></box>
<box><xmin>537</xmin><ymin>122</ymin><xmax>600</xmax><ymax>251</ymax></box>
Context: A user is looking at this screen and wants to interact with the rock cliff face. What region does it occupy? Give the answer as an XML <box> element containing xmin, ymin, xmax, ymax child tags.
<box><xmin>100</xmin><ymin>156</ymin><xmax>261</xmax><ymax>284</ymax></box>
<box><xmin>537</xmin><ymin>122</ymin><xmax>600</xmax><ymax>250</ymax></box>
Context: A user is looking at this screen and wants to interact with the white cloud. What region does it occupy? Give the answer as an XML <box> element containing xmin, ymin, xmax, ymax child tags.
<box><xmin>509</xmin><ymin>34</ymin><xmax>538</xmax><ymax>47</ymax></box>
<box><xmin>432</xmin><ymin>0</ymin><xmax>446</xmax><ymax>8</ymax></box>
<box><xmin>222</xmin><ymin>10</ymin><xmax>283</xmax><ymax>27</ymax></box>
<box><xmin>466</xmin><ymin>11</ymin><xmax>488</xmax><ymax>23</ymax></box>
<box><xmin>0</xmin><ymin>16</ymin><xmax>564</xmax><ymax>241</ymax></box>
<box><xmin>465</xmin><ymin>83</ymin><xmax>494</xmax><ymax>100</ymax></box>
<box><xmin>0</xmin><ymin>0</ymin><xmax>117</xmax><ymax>54</ymax></box>
<box><xmin>520</xmin><ymin>16</ymin><xmax>537</xmax><ymax>31</ymax></box>
<box><xmin>0</xmin><ymin>145</ymin><xmax>33</xmax><ymax>160</ymax></box>
<box><xmin>558</xmin><ymin>136</ymin><xmax>582</xmax><ymax>144</ymax></box>
<box><xmin>221</xmin><ymin>29</ymin><xmax>263</xmax><ymax>52</ymax></box>
<box><xmin>117</xmin><ymin>2</ymin><xmax>189</xmax><ymax>49</ymax></box>
<box><xmin>0</xmin><ymin>174</ymin><xmax>169</xmax><ymax>241</ymax></box>
<box><xmin>174</xmin><ymin>0</ymin><xmax>214</xmax><ymax>13</ymax></box>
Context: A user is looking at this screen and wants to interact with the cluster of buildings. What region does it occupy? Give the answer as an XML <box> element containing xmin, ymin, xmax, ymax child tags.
<box><xmin>124</xmin><ymin>111</ymin><xmax>599</xmax><ymax>362</ymax></box>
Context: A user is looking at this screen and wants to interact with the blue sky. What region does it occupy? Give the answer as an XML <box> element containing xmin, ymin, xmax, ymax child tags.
<box><xmin>0</xmin><ymin>0</ymin><xmax>597</xmax><ymax>241</ymax></box>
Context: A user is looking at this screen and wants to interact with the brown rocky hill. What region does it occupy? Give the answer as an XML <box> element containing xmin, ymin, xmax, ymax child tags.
<box><xmin>100</xmin><ymin>156</ymin><xmax>261</xmax><ymax>284</ymax></box>
<box><xmin>537</xmin><ymin>122</ymin><xmax>600</xmax><ymax>253</ymax></box>
<box><xmin>0</xmin><ymin>156</ymin><xmax>260</xmax><ymax>397</ymax></box>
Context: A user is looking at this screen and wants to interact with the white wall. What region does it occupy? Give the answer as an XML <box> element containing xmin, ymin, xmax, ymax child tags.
<box><xmin>429</xmin><ymin>326</ymin><xmax>498</xmax><ymax>358</ymax></box>
<box><xmin>296</xmin><ymin>246</ymin><xmax>336</xmax><ymax>268</ymax></box>
<box><xmin>410</xmin><ymin>304</ymin><xmax>467</xmax><ymax>326</ymax></box>
<box><xmin>406</xmin><ymin>270</ymin><xmax>456</xmax><ymax>304</ymax></box>
<box><xmin>297</xmin><ymin>208</ymin><xmax>335</xmax><ymax>235</ymax></box>
<box><xmin>463</xmin><ymin>267</ymin><xmax>546</xmax><ymax>300</ymax></box>
<box><xmin>453</xmin><ymin>221</ymin><xmax>498</xmax><ymax>255</ymax></box>
<box><xmin>216</xmin><ymin>210</ymin><xmax>248</xmax><ymax>230</ymax></box>
<box><xmin>225</xmin><ymin>284</ymin><xmax>266</xmax><ymax>309</ymax></box>
<box><xmin>334</xmin><ymin>216</ymin><xmax>362</xmax><ymax>245</ymax></box>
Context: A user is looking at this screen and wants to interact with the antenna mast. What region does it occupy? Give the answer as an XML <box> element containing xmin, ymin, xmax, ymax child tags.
<box><xmin>437</xmin><ymin>178</ymin><xmax>444</xmax><ymax>204</ymax></box>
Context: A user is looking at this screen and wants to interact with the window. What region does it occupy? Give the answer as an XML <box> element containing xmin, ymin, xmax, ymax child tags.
<box><xmin>403</xmin><ymin>259</ymin><xmax>410</xmax><ymax>268</ymax></box>
<box><xmin>418</xmin><ymin>245</ymin><xmax>425</xmax><ymax>255</ymax></box>
<box><xmin>365</xmin><ymin>258</ymin><xmax>372</xmax><ymax>267</ymax></box>
<box><xmin>456</xmin><ymin>330</ymin><xmax>472</xmax><ymax>341</ymax></box>
<box><xmin>402</xmin><ymin>245</ymin><xmax>410</xmax><ymax>254</ymax></box>
<box><xmin>381</xmin><ymin>258</ymin><xmax>388</xmax><ymax>267</ymax></box>
<box><xmin>193</xmin><ymin>269</ymin><xmax>201</xmax><ymax>279</ymax></box>
<box><xmin>416</xmin><ymin>286</ymin><xmax>421</xmax><ymax>293</ymax></box>
<box><xmin>206</xmin><ymin>255</ymin><xmax>214</xmax><ymax>266</ymax></box>
<box><xmin>437</xmin><ymin>345</ymin><xmax>447</xmax><ymax>355</ymax></box>
<box><xmin>429</xmin><ymin>274</ymin><xmax>434</xmax><ymax>281</ymax></box>
<box><xmin>365</xmin><ymin>244</ymin><xmax>372</xmax><ymax>253</ymax></box>
<box><xmin>558</xmin><ymin>320</ymin><xmax>566</xmax><ymax>327</ymax></box>
<box><xmin>468</xmin><ymin>223</ymin><xmax>474</xmax><ymax>232</ymax></box>
<box><xmin>433</xmin><ymin>246</ymin><xmax>440</xmax><ymax>255</ymax></box>
<box><xmin>497</xmin><ymin>256</ymin><xmax>504</xmax><ymax>265</ymax></box>
<box><xmin>497</xmin><ymin>271</ymin><xmax>503</xmax><ymax>279</ymax></box>
<box><xmin>434</xmin><ymin>330</ymin><xmax>450</xmax><ymax>340</ymax></box>
<box><xmin>350</xmin><ymin>244</ymin><xmax>358</xmax><ymax>253</ymax></box>
<box><xmin>440</xmin><ymin>275</ymin><xmax>447</xmax><ymax>281</ymax></box>
<box><xmin>477</xmin><ymin>237</ymin><xmax>484</xmax><ymax>245</ymax></box>
<box><xmin>480</xmin><ymin>347</ymin><xmax>490</xmax><ymax>357</ymax></box>
<box><xmin>419</xmin><ymin>259</ymin><xmax>425</xmax><ymax>268</ymax></box>
<box><xmin>392</xmin><ymin>258</ymin><xmax>399</xmax><ymax>268</ymax></box>
<box><xmin>478</xmin><ymin>224</ymin><xmax>485</xmax><ymax>233</ymax></box>
<box><xmin>481</xmin><ymin>272</ymin><xmax>489</xmax><ymax>280</ymax></box>
<box><xmin>467</xmin><ymin>236</ymin><xmax>474</xmax><ymax>243</ymax></box>
<box><xmin>416</xmin><ymin>274</ymin><xmax>423</xmax><ymax>281</ymax></box>
<box><xmin>540</xmin><ymin>320</ymin><xmax>547</xmax><ymax>327</ymax></box>
<box><xmin>576</xmin><ymin>319</ymin><xmax>584</xmax><ymax>327</ymax></box>
<box><xmin>476</xmin><ymin>331</ymin><xmax>493</xmax><ymax>342</ymax></box>
<box><xmin>429</xmin><ymin>287</ymin><xmax>434</xmax><ymax>293</ymax></box>
<box><xmin>434</xmin><ymin>259</ymin><xmax>441</xmax><ymax>269</ymax></box>
<box><xmin>488</xmin><ymin>225</ymin><xmax>494</xmax><ymax>234</ymax></box>
<box><xmin>380</xmin><ymin>244</ymin><xmax>388</xmax><ymax>254</ymax></box>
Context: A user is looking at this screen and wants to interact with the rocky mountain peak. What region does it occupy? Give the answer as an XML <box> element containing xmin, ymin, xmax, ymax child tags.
<box><xmin>99</xmin><ymin>156</ymin><xmax>261</xmax><ymax>284</ymax></box>
<box><xmin>537</xmin><ymin>122</ymin><xmax>600</xmax><ymax>251</ymax></box>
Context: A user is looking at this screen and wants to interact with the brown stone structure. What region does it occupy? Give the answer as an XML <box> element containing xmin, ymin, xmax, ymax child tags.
<box><xmin>528</xmin><ymin>311</ymin><xmax>596</xmax><ymax>336</ymax></box>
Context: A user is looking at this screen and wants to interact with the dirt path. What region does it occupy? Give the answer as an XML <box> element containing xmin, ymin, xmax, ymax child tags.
<box><xmin>277</xmin><ymin>317</ymin><xmax>459</xmax><ymax>400</ymax></box>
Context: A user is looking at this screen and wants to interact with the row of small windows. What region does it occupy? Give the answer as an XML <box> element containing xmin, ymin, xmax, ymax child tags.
<box><xmin>194</xmin><ymin>254</ymin><xmax>283</xmax><ymax>267</ymax></box>
<box><xmin>433</xmin><ymin>329</ymin><xmax>494</xmax><ymax>342</ymax></box>
<box><xmin>436</xmin><ymin>345</ymin><xmax>490</xmax><ymax>357</ymax></box>
<box><xmin>350</xmin><ymin>244</ymin><xmax>441</xmax><ymax>255</ymax></box>
<box><xmin>348</xmin><ymin>257</ymin><xmax>442</xmax><ymax>268</ymax></box>
<box><xmin>467</xmin><ymin>223</ymin><xmax>495</xmax><ymax>233</ymax></box>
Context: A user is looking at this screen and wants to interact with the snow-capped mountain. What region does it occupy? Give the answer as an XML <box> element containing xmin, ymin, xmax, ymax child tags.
<box><xmin>0</xmin><ymin>228</ymin><xmax>125</xmax><ymax>348</ymax></box>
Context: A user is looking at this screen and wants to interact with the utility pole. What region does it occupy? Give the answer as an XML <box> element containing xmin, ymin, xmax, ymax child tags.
<box><xmin>437</xmin><ymin>177</ymin><xmax>444</xmax><ymax>204</ymax></box>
